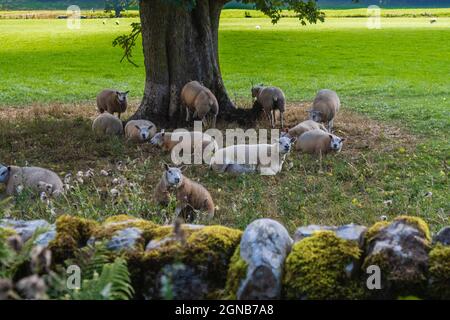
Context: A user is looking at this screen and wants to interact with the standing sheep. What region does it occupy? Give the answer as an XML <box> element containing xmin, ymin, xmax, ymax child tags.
<box><xmin>0</xmin><ymin>164</ymin><xmax>64</xmax><ymax>197</ymax></box>
<box><xmin>210</xmin><ymin>136</ymin><xmax>296</xmax><ymax>175</ymax></box>
<box><xmin>159</xmin><ymin>164</ymin><xmax>215</xmax><ymax>219</ymax></box>
<box><xmin>251</xmin><ymin>85</ymin><xmax>286</xmax><ymax>128</ymax></box>
<box><xmin>92</xmin><ymin>112</ymin><xmax>124</xmax><ymax>136</ymax></box>
<box><xmin>124</xmin><ymin>120</ymin><xmax>156</xmax><ymax>143</ymax></box>
<box><xmin>96</xmin><ymin>89</ymin><xmax>129</xmax><ymax>118</ymax></box>
<box><xmin>181</xmin><ymin>81</ymin><xmax>219</xmax><ymax>128</ymax></box>
<box><xmin>295</xmin><ymin>129</ymin><xmax>346</xmax><ymax>154</ymax></box>
<box><xmin>309</xmin><ymin>89</ymin><xmax>340</xmax><ymax>132</ymax></box>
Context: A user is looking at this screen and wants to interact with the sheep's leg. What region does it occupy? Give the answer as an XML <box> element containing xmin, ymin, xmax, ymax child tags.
<box><xmin>280</xmin><ymin>112</ymin><xmax>284</xmax><ymax>129</ymax></box>
<box><xmin>272</xmin><ymin>110</ymin><xmax>276</xmax><ymax>128</ymax></box>
<box><xmin>328</xmin><ymin>119</ymin><xmax>334</xmax><ymax>133</ymax></box>
<box><xmin>211</xmin><ymin>115</ymin><xmax>217</xmax><ymax>129</ymax></box>
<box><xmin>118</xmin><ymin>113</ymin><xmax>121</xmax><ymax>119</ymax></box>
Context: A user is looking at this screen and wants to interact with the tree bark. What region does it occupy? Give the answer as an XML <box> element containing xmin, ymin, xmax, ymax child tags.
<box><xmin>132</xmin><ymin>0</ymin><xmax>236</xmax><ymax>127</ymax></box>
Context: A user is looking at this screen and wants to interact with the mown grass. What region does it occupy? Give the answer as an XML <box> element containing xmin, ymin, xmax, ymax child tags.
<box><xmin>0</xmin><ymin>12</ymin><xmax>448</xmax><ymax>232</ymax></box>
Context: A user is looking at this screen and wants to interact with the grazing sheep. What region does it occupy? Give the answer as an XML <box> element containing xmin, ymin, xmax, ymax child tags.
<box><xmin>150</xmin><ymin>130</ymin><xmax>218</xmax><ymax>164</ymax></box>
<box><xmin>251</xmin><ymin>85</ymin><xmax>286</xmax><ymax>128</ymax></box>
<box><xmin>181</xmin><ymin>81</ymin><xmax>219</xmax><ymax>128</ymax></box>
<box><xmin>295</xmin><ymin>129</ymin><xmax>345</xmax><ymax>154</ymax></box>
<box><xmin>161</xmin><ymin>164</ymin><xmax>215</xmax><ymax>219</ymax></box>
<box><xmin>0</xmin><ymin>164</ymin><xmax>64</xmax><ymax>197</ymax></box>
<box><xmin>96</xmin><ymin>89</ymin><xmax>129</xmax><ymax>118</ymax></box>
<box><xmin>430</xmin><ymin>18</ymin><xmax>437</xmax><ymax>24</ymax></box>
<box><xmin>92</xmin><ymin>112</ymin><xmax>124</xmax><ymax>136</ymax></box>
<box><xmin>309</xmin><ymin>89</ymin><xmax>340</xmax><ymax>132</ymax></box>
<box><xmin>210</xmin><ymin>136</ymin><xmax>296</xmax><ymax>175</ymax></box>
<box><xmin>124</xmin><ymin>120</ymin><xmax>156</xmax><ymax>143</ymax></box>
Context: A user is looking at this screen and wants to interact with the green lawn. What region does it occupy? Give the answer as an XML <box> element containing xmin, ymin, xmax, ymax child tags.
<box><xmin>0</xmin><ymin>12</ymin><xmax>448</xmax><ymax>232</ymax></box>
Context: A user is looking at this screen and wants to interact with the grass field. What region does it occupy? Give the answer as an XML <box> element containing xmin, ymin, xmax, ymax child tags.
<box><xmin>0</xmin><ymin>11</ymin><xmax>448</xmax><ymax>232</ymax></box>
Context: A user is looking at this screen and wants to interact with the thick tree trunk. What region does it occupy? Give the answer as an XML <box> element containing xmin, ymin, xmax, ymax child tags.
<box><xmin>132</xmin><ymin>0</ymin><xmax>236</xmax><ymax>127</ymax></box>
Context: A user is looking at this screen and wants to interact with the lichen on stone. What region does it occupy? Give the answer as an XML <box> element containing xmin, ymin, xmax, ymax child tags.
<box><xmin>223</xmin><ymin>245</ymin><xmax>248</xmax><ymax>299</ymax></box>
<box><xmin>428</xmin><ymin>244</ymin><xmax>450</xmax><ymax>299</ymax></box>
<box><xmin>283</xmin><ymin>230</ymin><xmax>364</xmax><ymax>300</ymax></box>
<box><xmin>48</xmin><ymin>215</ymin><xmax>98</xmax><ymax>263</ymax></box>
<box><xmin>394</xmin><ymin>215</ymin><xmax>431</xmax><ymax>243</ymax></box>
<box><xmin>365</xmin><ymin>221</ymin><xmax>389</xmax><ymax>243</ymax></box>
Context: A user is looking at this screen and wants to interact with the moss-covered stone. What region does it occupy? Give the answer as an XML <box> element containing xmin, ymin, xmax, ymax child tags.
<box><xmin>394</xmin><ymin>215</ymin><xmax>431</xmax><ymax>242</ymax></box>
<box><xmin>365</xmin><ymin>221</ymin><xmax>389</xmax><ymax>243</ymax></box>
<box><xmin>428</xmin><ymin>244</ymin><xmax>450</xmax><ymax>299</ymax></box>
<box><xmin>223</xmin><ymin>245</ymin><xmax>248</xmax><ymax>300</ymax></box>
<box><xmin>126</xmin><ymin>225</ymin><xmax>242</xmax><ymax>299</ymax></box>
<box><xmin>48</xmin><ymin>215</ymin><xmax>98</xmax><ymax>263</ymax></box>
<box><xmin>0</xmin><ymin>227</ymin><xmax>18</xmax><ymax>239</ymax></box>
<box><xmin>283</xmin><ymin>231</ymin><xmax>365</xmax><ymax>300</ymax></box>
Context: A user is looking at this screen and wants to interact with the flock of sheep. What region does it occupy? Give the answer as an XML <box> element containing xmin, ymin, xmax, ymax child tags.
<box><xmin>0</xmin><ymin>81</ymin><xmax>345</xmax><ymax>221</ymax></box>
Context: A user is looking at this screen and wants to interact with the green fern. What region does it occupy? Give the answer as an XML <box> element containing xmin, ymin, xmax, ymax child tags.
<box><xmin>71</xmin><ymin>257</ymin><xmax>134</xmax><ymax>300</ymax></box>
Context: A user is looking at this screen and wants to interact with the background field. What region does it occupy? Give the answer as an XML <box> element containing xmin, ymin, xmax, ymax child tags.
<box><xmin>0</xmin><ymin>10</ymin><xmax>448</xmax><ymax>232</ymax></box>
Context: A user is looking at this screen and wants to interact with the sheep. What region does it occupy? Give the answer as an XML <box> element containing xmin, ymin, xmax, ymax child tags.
<box><xmin>251</xmin><ymin>85</ymin><xmax>286</xmax><ymax>128</ymax></box>
<box><xmin>210</xmin><ymin>136</ymin><xmax>296</xmax><ymax>176</ymax></box>
<box><xmin>96</xmin><ymin>89</ymin><xmax>129</xmax><ymax>118</ymax></box>
<box><xmin>150</xmin><ymin>130</ymin><xmax>218</xmax><ymax>164</ymax></box>
<box><xmin>154</xmin><ymin>170</ymin><xmax>171</xmax><ymax>206</ymax></box>
<box><xmin>0</xmin><ymin>164</ymin><xmax>64</xmax><ymax>197</ymax></box>
<box><xmin>160</xmin><ymin>164</ymin><xmax>215</xmax><ymax>219</ymax></box>
<box><xmin>309</xmin><ymin>89</ymin><xmax>340</xmax><ymax>132</ymax></box>
<box><xmin>295</xmin><ymin>129</ymin><xmax>345</xmax><ymax>154</ymax></box>
<box><xmin>181</xmin><ymin>81</ymin><xmax>219</xmax><ymax>128</ymax></box>
<box><xmin>286</xmin><ymin>120</ymin><xmax>328</xmax><ymax>138</ymax></box>
<box><xmin>124</xmin><ymin>120</ymin><xmax>156</xmax><ymax>143</ymax></box>
<box><xmin>430</xmin><ymin>18</ymin><xmax>437</xmax><ymax>24</ymax></box>
<box><xmin>92</xmin><ymin>112</ymin><xmax>124</xmax><ymax>136</ymax></box>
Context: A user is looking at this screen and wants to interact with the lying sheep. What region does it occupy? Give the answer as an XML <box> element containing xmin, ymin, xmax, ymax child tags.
<box><xmin>124</xmin><ymin>120</ymin><xmax>156</xmax><ymax>143</ymax></box>
<box><xmin>309</xmin><ymin>89</ymin><xmax>340</xmax><ymax>132</ymax></box>
<box><xmin>160</xmin><ymin>164</ymin><xmax>215</xmax><ymax>219</ymax></box>
<box><xmin>181</xmin><ymin>81</ymin><xmax>219</xmax><ymax>128</ymax></box>
<box><xmin>92</xmin><ymin>112</ymin><xmax>124</xmax><ymax>136</ymax></box>
<box><xmin>295</xmin><ymin>129</ymin><xmax>345</xmax><ymax>154</ymax></box>
<box><xmin>251</xmin><ymin>85</ymin><xmax>286</xmax><ymax>128</ymax></box>
<box><xmin>96</xmin><ymin>89</ymin><xmax>129</xmax><ymax>118</ymax></box>
<box><xmin>0</xmin><ymin>164</ymin><xmax>64</xmax><ymax>197</ymax></box>
<box><xmin>150</xmin><ymin>130</ymin><xmax>218</xmax><ymax>164</ymax></box>
<box><xmin>286</xmin><ymin>120</ymin><xmax>327</xmax><ymax>138</ymax></box>
<box><xmin>210</xmin><ymin>136</ymin><xmax>296</xmax><ymax>175</ymax></box>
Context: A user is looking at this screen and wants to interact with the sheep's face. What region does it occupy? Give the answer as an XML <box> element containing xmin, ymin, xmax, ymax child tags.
<box><xmin>150</xmin><ymin>131</ymin><xmax>164</xmax><ymax>146</ymax></box>
<box><xmin>251</xmin><ymin>86</ymin><xmax>262</xmax><ymax>98</ymax></box>
<box><xmin>278</xmin><ymin>136</ymin><xmax>296</xmax><ymax>154</ymax></box>
<box><xmin>164</xmin><ymin>166</ymin><xmax>183</xmax><ymax>187</ymax></box>
<box><xmin>329</xmin><ymin>135</ymin><xmax>345</xmax><ymax>152</ymax></box>
<box><xmin>37</xmin><ymin>181</ymin><xmax>53</xmax><ymax>194</ymax></box>
<box><xmin>116</xmin><ymin>91</ymin><xmax>129</xmax><ymax>104</ymax></box>
<box><xmin>309</xmin><ymin>110</ymin><xmax>323</xmax><ymax>123</ymax></box>
<box><xmin>0</xmin><ymin>165</ymin><xmax>9</xmax><ymax>183</ymax></box>
<box><xmin>136</xmin><ymin>125</ymin><xmax>153</xmax><ymax>141</ymax></box>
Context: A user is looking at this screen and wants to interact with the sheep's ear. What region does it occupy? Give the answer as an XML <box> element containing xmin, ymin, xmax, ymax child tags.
<box><xmin>7</xmin><ymin>166</ymin><xmax>11</xmax><ymax>172</ymax></box>
<box><xmin>340</xmin><ymin>138</ymin><xmax>346</xmax><ymax>142</ymax></box>
<box><xmin>148</xmin><ymin>125</ymin><xmax>154</xmax><ymax>130</ymax></box>
<box><xmin>163</xmin><ymin>163</ymin><xmax>170</xmax><ymax>171</ymax></box>
<box><xmin>290</xmin><ymin>137</ymin><xmax>297</xmax><ymax>144</ymax></box>
<box><xmin>329</xmin><ymin>134</ymin><xmax>333</xmax><ymax>139</ymax></box>
<box><xmin>135</xmin><ymin>125</ymin><xmax>141</xmax><ymax>130</ymax></box>
<box><xmin>179</xmin><ymin>165</ymin><xmax>187</xmax><ymax>172</ymax></box>
<box><xmin>124</xmin><ymin>91</ymin><xmax>130</xmax><ymax>95</ymax></box>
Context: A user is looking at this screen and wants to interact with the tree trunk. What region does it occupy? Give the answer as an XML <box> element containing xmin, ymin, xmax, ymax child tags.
<box><xmin>131</xmin><ymin>0</ymin><xmax>236</xmax><ymax>127</ymax></box>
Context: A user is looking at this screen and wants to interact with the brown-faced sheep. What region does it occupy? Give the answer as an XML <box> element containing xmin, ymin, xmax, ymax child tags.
<box><xmin>124</xmin><ymin>120</ymin><xmax>156</xmax><ymax>143</ymax></box>
<box><xmin>181</xmin><ymin>81</ymin><xmax>219</xmax><ymax>128</ymax></box>
<box><xmin>92</xmin><ymin>112</ymin><xmax>124</xmax><ymax>136</ymax></box>
<box><xmin>159</xmin><ymin>165</ymin><xmax>215</xmax><ymax>219</ymax></box>
<box><xmin>309</xmin><ymin>89</ymin><xmax>340</xmax><ymax>132</ymax></box>
<box><xmin>96</xmin><ymin>89</ymin><xmax>129</xmax><ymax>118</ymax></box>
<box><xmin>295</xmin><ymin>129</ymin><xmax>346</xmax><ymax>154</ymax></box>
<box><xmin>0</xmin><ymin>165</ymin><xmax>63</xmax><ymax>197</ymax></box>
<box><xmin>251</xmin><ymin>85</ymin><xmax>286</xmax><ymax>128</ymax></box>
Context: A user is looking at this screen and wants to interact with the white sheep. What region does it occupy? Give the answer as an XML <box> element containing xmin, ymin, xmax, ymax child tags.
<box><xmin>124</xmin><ymin>120</ymin><xmax>156</xmax><ymax>143</ymax></box>
<box><xmin>181</xmin><ymin>81</ymin><xmax>219</xmax><ymax>128</ymax></box>
<box><xmin>92</xmin><ymin>112</ymin><xmax>124</xmax><ymax>136</ymax></box>
<box><xmin>251</xmin><ymin>85</ymin><xmax>286</xmax><ymax>128</ymax></box>
<box><xmin>0</xmin><ymin>164</ymin><xmax>64</xmax><ymax>197</ymax></box>
<box><xmin>158</xmin><ymin>164</ymin><xmax>215</xmax><ymax>219</ymax></box>
<box><xmin>96</xmin><ymin>89</ymin><xmax>129</xmax><ymax>118</ymax></box>
<box><xmin>309</xmin><ymin>89</ymin><xmax>340</xmax><ymax>132</ymax></box>
<box><xmin>295</xmin><ymin>129</ymin><xmax>345</xmax><ymax>154</ymax></box>
<box><xmin>210</xmin><ymin>136</ymin><xmax>296</xmax><ymax>175</ymax></box>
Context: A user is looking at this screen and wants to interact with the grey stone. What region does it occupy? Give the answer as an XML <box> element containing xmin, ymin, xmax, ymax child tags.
<box><xmin>106</xmin><ymin>227</ymin><xmax>142</xmax><ymax>251</ymax></box>
<box><xmin>0</xmin><ymin>219</ymin><xmax>51</xmax><ymax>242</ymax></box>
<box><xmin>237</xmin><ymin>218</ymin><xmax>293</xmax><ymax>300</ymax></box>
<box><xmin>34</xmin><ymin>225</ymin><xmax>56</xmax><ymax>247</ymax></box>
<box><xmin>433</xmin><ymin>226</ymin><xmax>450</xmax><ymax>245</ymax></box>
<box><xmin>294</xmin><ymin>223</ymin><xmax>367</xmax><ymax>247</ymax></box>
